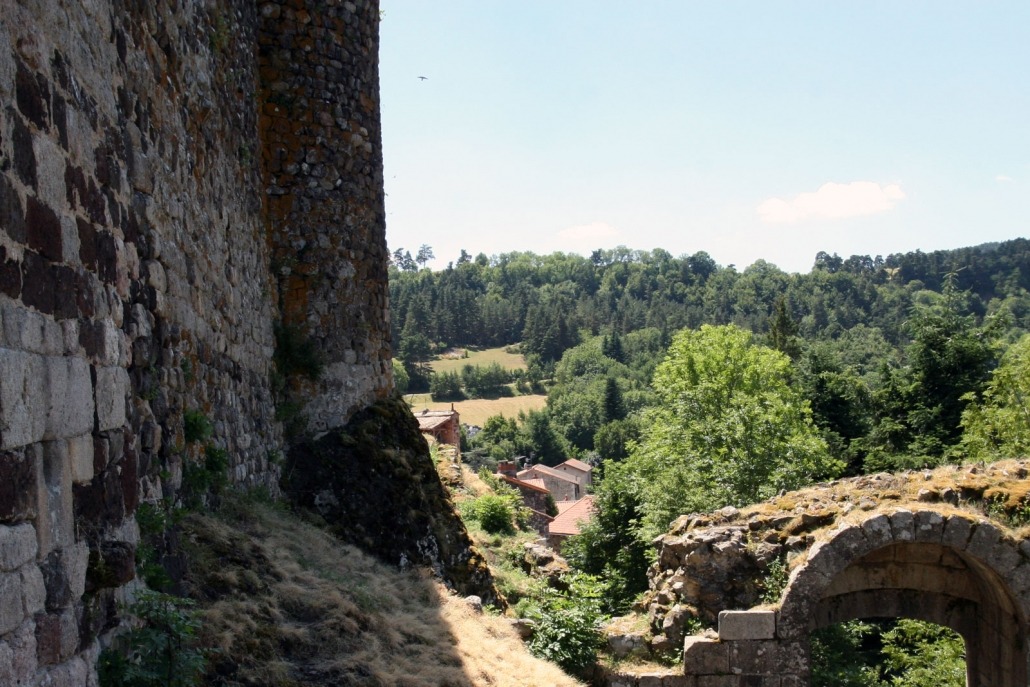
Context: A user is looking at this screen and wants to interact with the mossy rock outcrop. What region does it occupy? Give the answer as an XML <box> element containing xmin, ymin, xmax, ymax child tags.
<box><xmin>282</xmin><ymin>396</ymin><xmax>501</xmax><ymax>606</ymax></box>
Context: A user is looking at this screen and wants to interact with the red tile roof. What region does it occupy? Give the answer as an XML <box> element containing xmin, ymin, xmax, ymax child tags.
<box><xmin>548</xmin><ymin>496</ymin><xmax>596</xmax><ymax>536</ymax></box>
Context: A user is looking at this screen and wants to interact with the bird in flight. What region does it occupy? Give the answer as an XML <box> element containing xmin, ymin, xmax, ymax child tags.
<box><xmin>418</xmin><ymin>75</ymin><xmax>428</xmax><ymax>81</ymax></box>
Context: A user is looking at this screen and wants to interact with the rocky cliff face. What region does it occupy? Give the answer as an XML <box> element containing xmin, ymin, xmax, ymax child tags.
<box><xmin>0</xmin><ymin>2</ymin><xmax>456</xmax><ymax>684</ymax></box>
<box><xmin>283</xmin><ymin>397</ymin><xmax>500</xmax><ymax>606</ymax></box>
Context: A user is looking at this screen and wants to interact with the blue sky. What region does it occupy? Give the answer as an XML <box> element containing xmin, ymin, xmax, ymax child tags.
<box><xmin>379</xmin><ymin>1</ymin><xmax>1029</xmax><ymax>274</ymax></box>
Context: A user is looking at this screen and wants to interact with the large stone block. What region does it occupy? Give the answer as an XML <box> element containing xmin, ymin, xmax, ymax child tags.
<box><xmin>20</xmin><ymin>564</ymin><xmax>45</xmax><ymax>616</ymax></box>
<box><xmin>0</xmin><ymin>303</ymin><xmax>61</xmax><ymax>354</ymax></box>
<box><xmin>35</xmin><ymin>608</ymin><xmax>78</xmax><ymax>665</ymax></box>
<box><xmin>0</xmin><ymin>524</ymin><xmax>37</xmax><ymax>571</ymax></box>
<box><xmin>728</xmin><ymin>639</ymin><xmax>779</xmax><ymax>674</ymax></box>
<box><xmin>40</xmin><ymin>546</ymin><xmax>88</xmax><ymax>612</ymax></box>
<box><xmin>684</xmin><ymin>637</ymin><xmax>729</xmax><ymax>675</ymax></box>
<box><xmin>0</xmin><ymin>638</ymin><xmax>13</xmax><ymax>686</ymax></box>
<box><xmin>941</xmin><ymin>516</ymin><xmax>974</xmax><ymax>550</ymax></box>
<box><xmin>698</xmin><ymin>677</ymin><xmax>739</xmax><ymax>687</ymax></box>
<box><xmin>0</xmin><ymin>451</ymin><xmax>38</xmax><ymax>524</ymax></box>
<box><xmin>32</xmin><ymin>135</ymin><xmax>67</xmax><ymax>228</ymax></box>
<box><xmin>44</xmin><ymin>356</ymin><xmax>94</xmax><ymax>440</ymax></box>
<box><xmin>25</xmin><ymin>195</ymin><xmax>63</xmax><ymax>263</ymax></box>
<box><xmin>719</xmin><ymin>611</ymin><xmax>776</xmax><ymax>640</ymax></box>
<box><xmin>38</xmin><ymin>441</ymin><xmax>74</xmax><ymax>555</ymax></box>
<box><xmin>5</xmin><ymin>619</ymin><xmax>37</xmax><ymax>684</ymax></box>
<box><xmin>0</xmin><ymin>348</ymin><xmax>48</xmax><ymax>450</ymax></box>
<box><xmin>85</xmin><ymin>541</ymin><xmax>135</xmax><ymax>592</ymax></box>
<box><xmin>913</xmin><ymin>510</ymin><xmax>945</xmax><ymax>544</ymax></box>
<box><xmin>859</xmin><ymin>513</ymin><xmax>892</xmax><ymax>548</ymax></box>
<box><xmin>39</xmin><ymin>655</ymin><xmax>89</xmax><ymax>687</ymax></box>
<box><xmin>888</xmin><ymin>509</ymin><xmax>915</xmax><ymax>542</ymax></box>
<box><xmin>94</xmin><ymin>366</ymin><xmax>129</xmax><ymax>432</ymax></box>
<box><xmin>0</xmin><ymin>572</ymin><xmax>24</xmax><ymax>635</ymax></box>
<box><xmin>68</xmin><ymin>434</ymin><xmax>94</xmax><ymax>484</ymax></box>
<box><xmin>965</xmin><ymin>522</ymin><xmax>1002</xmax><ymax>562</ymax></box>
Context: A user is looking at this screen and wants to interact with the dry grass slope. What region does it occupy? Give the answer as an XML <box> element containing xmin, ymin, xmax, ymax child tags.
<box><xmin>182</xmin><ymin>495</ymin><xmax>583</xmax><ymax>687</ymax></box>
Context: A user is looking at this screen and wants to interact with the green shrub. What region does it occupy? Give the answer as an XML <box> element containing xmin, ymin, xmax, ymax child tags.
<box><xmin>459</xmin><ymin>494</ymin><xmax>516</xmax><ymax>535</ymax></box>
<box><xmin>134</xmin><ymin>502</ymin><xmax>175</xmax><ymax>590</ymax></box>
<box><xmin>182</xmin><ymin>410</ymin><xmax>212</xmax><ymax>444</ymax></box>
<box><xmin>476</xmin><ymin>494</ymin><xmax>516</xmax><ymax>535</ymax></box>
<box><xmin>526</xmin><ymin>573</ymin><xmax>605</xmax><ymax>677</ymax></box>
<box><xmin>181</xmin><ymin>444</ymin><xmax>230</xmax><ymax>508</ymax></box>
<box><xmin>98</xmin><ymin>591</ymin><xmax>208</xmax><ymax>687</ymax></box>
<box><xmin>759</xmin><ymin>556</ymin><xmax>790</xmax><ymax>604</ymax></box>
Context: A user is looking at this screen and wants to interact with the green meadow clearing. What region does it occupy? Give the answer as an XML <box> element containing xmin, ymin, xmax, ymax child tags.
<box><xmin>427</xmin><ymin>346</ymin><xmax>528</xmax><ymax>374</ymax></box>
<box><xmin>404</xmin><ymin>393</ymin><xmax>547</xmax><ymax>427</ymax></box>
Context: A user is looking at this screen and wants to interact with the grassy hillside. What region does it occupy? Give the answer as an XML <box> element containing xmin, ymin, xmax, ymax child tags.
<box><xmin>180</xmin><ymin>493</ymin><xmax>584</xmax><ymax>687</ymax></box>
<box><xmin>405</xmin><ymin>393</ymin><xmax>548</xmax><ymax>426</ymax></box>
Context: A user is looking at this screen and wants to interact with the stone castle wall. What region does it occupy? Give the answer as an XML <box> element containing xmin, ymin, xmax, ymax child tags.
<box><xmin>259</xmin><ymin>0</ymin><xmax>392</xmax><ymax>432</ymax></box>
<box><xmin>0</xmin><ymin>0</ymin><xmax>388</xmax><ymax>683</ymax></box>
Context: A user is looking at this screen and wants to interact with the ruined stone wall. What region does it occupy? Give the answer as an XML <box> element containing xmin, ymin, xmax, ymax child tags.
<box><xmin>605</xmin><ymin>461</ymin><xmax>1030</xmax><ymax>686</ymax></box>
<box><xmin>0</xmin><ymin>0</ymin><xmax>388</xmax><ymax>683</ymax></box>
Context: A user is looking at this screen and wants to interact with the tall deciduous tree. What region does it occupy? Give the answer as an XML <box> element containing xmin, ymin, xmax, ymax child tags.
<box><xmin>960</xmin><ymin>333</ymin><xmax>1030</xmax><ymax>458</ymax></box>
<box><xmin>625</xmin><ymin>324</ymin><xmax>840</xmax><ymax>535</ymax></box>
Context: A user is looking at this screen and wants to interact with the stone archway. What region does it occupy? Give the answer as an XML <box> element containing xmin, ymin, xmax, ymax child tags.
<box><xmin>777</xmin><ymin>510</ymin><xmax>1030</xmax><ymax>686</ymax></box>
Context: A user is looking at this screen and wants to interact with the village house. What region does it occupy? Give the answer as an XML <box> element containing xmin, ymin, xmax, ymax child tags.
<box><xmin>496</xmin><ymin>458</ymin><xmax>597</xmax><ymax>547</ymax></box>
<box><xmin>517</xmin><ymin>463</ymin><xmax>582</xmax><ymax>502</ymax></box>
<box><xmin>415</xmin><ymin>407</ymin><xmax>461</xmax><ymax>458</ymax></box>
<box><xmin>552</xmin><ymin>457</ymin><xmax>593</xmax><ymax>490</ymax></box>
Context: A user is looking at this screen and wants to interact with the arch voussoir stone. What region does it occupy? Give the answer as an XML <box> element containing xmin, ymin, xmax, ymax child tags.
<box><xmin>966</xmin><ymin>521</ymin><xmax>1003</xmax><ymax>561</ymax></box>
<box><xmin>990</xmin><ymin>536</ymin><xmax>1024</xmax><ymax>577</ymax></box>
<box><xmin>941</xmin><ymin>513</ymin><xmax>976</xmax><ymax>550</ymax></box>
<box><xmin>859</xmin><ymin>512</ymin><xmax>893</xmax><ymax>548</ymax></box>
<box><xmin>888</xmin><ymin>508</ymin><xmax>916</xmax><ymax>541</ymax></box>
<box><xmin>912</xmin><ymin>509</ymin><xmax>946</xmax><ymax>543</ymax></box>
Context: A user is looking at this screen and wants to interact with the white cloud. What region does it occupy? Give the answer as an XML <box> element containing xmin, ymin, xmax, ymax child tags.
<box><xmin>757</xmin><ymin>181</ymin><xmax>906</xmax><ymax>224</ymax></box>
<box><xmin>996</xmin><ymin>174</ymin><xmax>1014</xmax><ymax>182</ymax></box>
<box><xmin>556</xmin><ymin>221</ymin><xmax>620</xmax><ymax>242</ymax></box>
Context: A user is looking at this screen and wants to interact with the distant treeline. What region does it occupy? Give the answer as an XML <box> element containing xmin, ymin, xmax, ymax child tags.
<box><xmin>391</xmin><ymin>239</ymin><xmax>1030</xmax><ymax>368</ymax></box>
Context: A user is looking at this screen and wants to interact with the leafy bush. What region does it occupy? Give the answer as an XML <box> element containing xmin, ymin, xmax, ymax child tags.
<box><xmin>460</xmin><ymin>494</ymin><xmax>516</xmax><ymax>535</ymax></box>
<box><xmin>880</xmin><ymin>619</ymin><xmax>965</xmax><ymax>687</ymax></box>
<box><xmin>758</xmin><ymin>556</ymin><xmax>790</xmax><ymax>604</ymax></box>
<box><xmin>182</xmin><ymin>410</ymin><xmax>212</xmax><ymax>444</ymax></box>
<box><xmin>477</xmin><ymin>495</ymin><xmax>516</xmax><ymax>534</ymax></box>
<box><xmin>181</xmin><ymin>444</ymin><xmax>230</xmax><ymax>508</ymax></box>
<box><xmin>98</xmin><ymin>591</ymin><xmax>208</xmax><ymax>687</ymax></box>
<box><xmin>526</xmin><ymin>573</ymin><xmax>605</xmax><ymax>677</ymax></box>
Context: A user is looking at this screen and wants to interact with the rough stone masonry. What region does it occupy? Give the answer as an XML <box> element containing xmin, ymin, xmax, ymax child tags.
<box><xmin>0</xmin><ymin>1</ymin><xmax>390</xmax><ymax>684</ymax></box>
